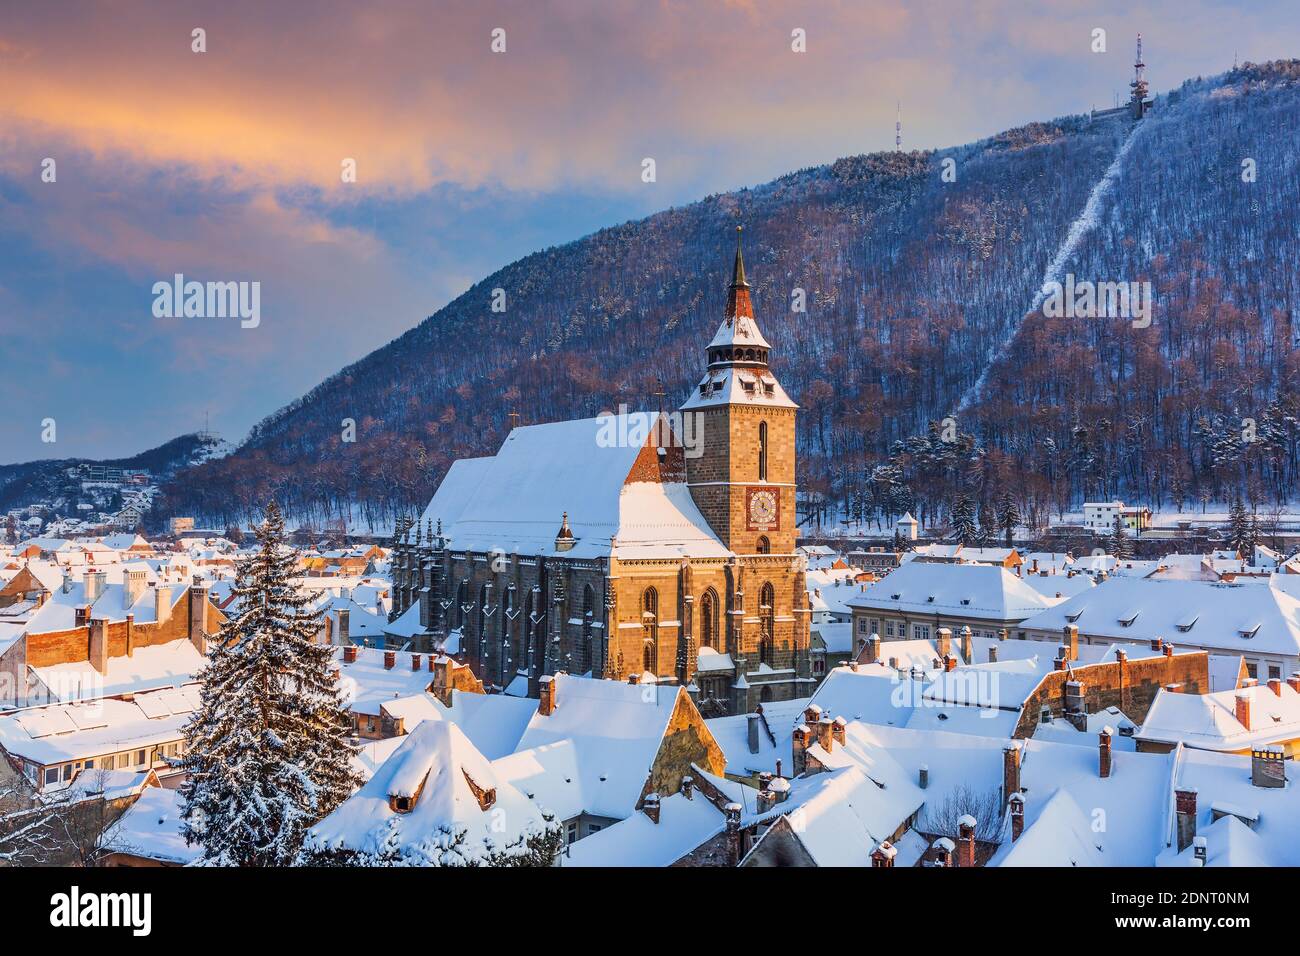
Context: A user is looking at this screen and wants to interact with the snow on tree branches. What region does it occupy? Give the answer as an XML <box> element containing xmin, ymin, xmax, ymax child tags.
<box><xmin>179</xmin><ymin>501</ymin><xmax>361</xmax><ymax>866</ymax></box>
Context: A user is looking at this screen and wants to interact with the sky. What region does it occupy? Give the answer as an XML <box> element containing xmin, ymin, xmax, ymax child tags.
<box><xmin>2</xmin><ymin>0</ymin><xmax>1298</xmax><ymax>462</ymax></box>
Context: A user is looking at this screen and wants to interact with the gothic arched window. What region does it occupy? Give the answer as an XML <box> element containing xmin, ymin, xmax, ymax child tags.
<box><xmin>759</xmin><ymin>582</ymin><xmax>775</xmax><ymax>664</ymax></box>
<box><xmin>758</xmin><ymin>421</ymin><xmax>769</xmax><ymax>481</ymax></box>
<box><xmin>642</xmin><ymin>588</ymin><xmax>658</xmax><ymax>674</ymax></box>
<box><xmin>756</xmin><ymin>535</ymin><xmax>770</xmax><ymax>555</ymax></box>
<box><xmin>582</xmin><ymin>584</ymin><xmax>596</xmax><ymax>674</ymax></box>
<box><xmin>454</xmin><ymin>580</ymin><xmax>468</xmax><ymax>630</ymax></box>
<box><xmin>700</xmin><ymin>588</ymin><xmax>718</xmax><ymax>649</ymax></box>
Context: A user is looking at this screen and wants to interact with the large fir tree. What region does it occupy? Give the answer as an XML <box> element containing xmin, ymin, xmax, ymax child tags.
<box><xmin>1227</xmin><ymin>498</ymin><xmax>1251</xmax><ymax>556</ymax></box>
<box><xmin>951</xmin><ymin>494</ymin><xmax>978</xmax><ymax>546</ymax></box>
<box><xmin>997</xmin><ymin>492</ymin><xmax>1021</xmax><ymax>549</ymax></box>
<box><xmin>1110</xmin><ymin>514</ymin><xmax>1133</xmax><ymax>560</ymax></box>
<box><xmin>179</xmin><ymin>501</ymin><xmax>361</xmax><ymax>866</ymax></box>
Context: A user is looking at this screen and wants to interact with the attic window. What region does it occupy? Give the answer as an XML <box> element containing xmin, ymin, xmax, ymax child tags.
<box><xmin>1117</xmin><ymin>611</ymin><xmax>1140</xmax><ymax>627</ymax></box>
<box><xmin>1239</xmin><ymin>623</ymin><xmax>1261</xmax><ymax>640</ymax></box>
<box><xmin>927</xmin><ymin>596</ymin><xmax>935</xmax><ymax>603</ymax></box>
<box><xmin>1175</xmin><ymin>614</ymin><xmax>1199</xmax><ymax>632</ymax></box>
<box><xmin>960</xmin><ymin>598</ymin><xmax>971</xmax><ymax>606</ymax></box>
<box><xmin>392</xmin><ymin>795</ymin><xmax>414</xmax><ymax>814</ymax></box>
<box><xmin>891</xmin><ymin>593</ymin><xmax>901</xmax><ymax>601</ymax></box>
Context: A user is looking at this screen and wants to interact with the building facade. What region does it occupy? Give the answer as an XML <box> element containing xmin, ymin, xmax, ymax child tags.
<box><xmin>388</xmin><ymin>232</ymin><xmax>812</xmax><ymax>714</ymax></box>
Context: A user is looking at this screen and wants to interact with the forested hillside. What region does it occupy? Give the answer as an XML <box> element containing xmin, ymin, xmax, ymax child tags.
<box><xmin>155</xmin><ymin>62</ymin><xmax>1300</xmax><ymax>534</ymax></box>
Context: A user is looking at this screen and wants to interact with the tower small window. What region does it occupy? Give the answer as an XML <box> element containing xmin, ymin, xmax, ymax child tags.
<box><xmin>756</xmin><ymin>536</ymin><xmax>770</xmax><ymax>555</ymax></box>
<box><xmin>758</xmin><ymin>421</ymin><xmax>768</xmax><ymax>481</ymax></box>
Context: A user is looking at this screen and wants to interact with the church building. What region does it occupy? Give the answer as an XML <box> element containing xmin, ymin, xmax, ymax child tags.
<box><xmin>387</xmin><ymin>230</ymin><xmax>812</xmax><ymax>715</ymax></box>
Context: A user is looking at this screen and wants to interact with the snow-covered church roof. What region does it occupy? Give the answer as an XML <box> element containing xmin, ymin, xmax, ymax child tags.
<box><xmin>414</xmin><ymin>413</ymin><xmax>728</xmax><ymax>561</ymax></box>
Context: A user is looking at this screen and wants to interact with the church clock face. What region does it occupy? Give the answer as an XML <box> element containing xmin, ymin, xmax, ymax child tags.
<box><xmin>746</xmin><ymin>487</ymin><xmax>779</xmax><ymax>531</ymax></box>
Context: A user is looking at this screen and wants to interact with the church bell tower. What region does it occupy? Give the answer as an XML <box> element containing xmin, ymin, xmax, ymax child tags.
<box><xmin>681</xmin><ymin>228</ymin><xmax>799</xmax><ymax>555</ymax></box>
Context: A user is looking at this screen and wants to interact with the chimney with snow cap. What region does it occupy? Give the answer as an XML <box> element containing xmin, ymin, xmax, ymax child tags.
<box><xmin>725</xmin><ymin>802</ymin><xmax>743</xmax><ymax>864</ymax></box>
<box><xmin>642</xmin><ymin>792</ymin><xmax>660</xmax><ymax>824</ymax></box>
<box><xmin>383</xmin><ymin>650</ymin><xmax>396</xmax><ymax>670</ymax></box>
<box><xmin>960</xmin><ymin>625</ymin><xmax>973</xmax><ymax>663</ymax></box>
<box><xmin>1009</xmin><ymin>793</ymin><xmax>1025</xmax><ymax>841</ymax></box>
<box><xmin>871</xmin><ymin>842</ymin><xmax>897</xmax><ymax>868</ymax></box>
<box><xmin>936</xmin><ymin>627</ymin><xmax>951</xmax><ymax>658</ymax></box>
<box><xmin>1289</xmin><ymin>672</ymin><xmax>1300</xmax><ymax>694</ymax></box>
<box><xmin>930</xmin><ymin>837</ymin><xmax>954</xmax><ymax>867</ymax></box>
<box><xmin>768</xmin><ymin>775</ymin><xmax>790</xmax><ymax>804</ymax></box>
<box><xmin>864</xmin><ymin>633</ymin><xmax>881</xmax><ymax>664</ymax></box>
<box><xmin>956</xmin><ymin>815</ymin><xmax>977</xmax><ymax>867</ymax></box>
<box><xmin>831</xmin><ymin>716</ymin><xmax>846</xmax><ymax>747</ymax></box>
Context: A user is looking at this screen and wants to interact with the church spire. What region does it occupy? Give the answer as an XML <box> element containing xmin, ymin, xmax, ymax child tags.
<box><xmin>731</xmin><ymin>226</ymin><xmax>749</xmax><ymax>289</ymax></box>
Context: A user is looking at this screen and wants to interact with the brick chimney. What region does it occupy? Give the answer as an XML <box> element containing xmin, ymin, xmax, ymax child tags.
<box><xmin>1175</xmin><ymin>787</ymin><xmax>1197</xmax><ymax>852</ymax></box>
<box><xmin>936</xmin><ymin>626</ymin><xmax>952</xmax><ymax>658</ymax></box>
<box><xmin>792</xmin><ymin>724</ymin><xmax>811</xmax><ymax>776</ymax></box>
<box><xmin>1003</xmin><ymin>741</ymin><xmax>1022</xmax><ymax>805</ymax></box>
<box><xmin>956</xmin><ymin>815</ymin><xmax>977</xmax><ymax>867</ymax></box>
<box><xmin>930</xmin><ymin>837</ymin><xmax>954</xmax><ymax>867</ymax></box>
<box><xmin>681</xmin><ymin>775</ymin><xmax>694</xmax><ymax>800</ymax></box>
<box><xmin>943</xmin><ymin>655</ymin><xmax>957</xmax><ymax>673</ymax></box>
<box><xmin>816</xmin><ymin>715</ymin><xmax>834</xmax><ymax>752</ymax></box>
<box><xmin>831</xmin><ymin>716</ymin><xmax>846</xmax><ymax>747</ymax></box>
<box><xmin>428</xmin><ymin>654</ymin><xmax>437</xmax><ymax>672</ymax></box>
<box><xmin>1235</xmin><ymin>691</ymin><xmax>1251</xmax><ymax>731</ymax></box>
<box><xmin>871</xmin><ymin>842</ymin><xmax>897</xmax><ymax>868</ymax></box>
<box><xmin>959</xmin><ymin>625</ymin><xmax>973</xmax><ymax>663</ymax></box>
<box><xmin>725</xmin><ymin>802</ymin><xmax>743</xmax><ymax>864</ymax></box>
<box><xmin>988</xmin><ymin>645</ymin><xmax>998</xmax><ymax>663</ymax></box>
<box><xmin>1009</xmin><ymin>793</ymin><xmax>1025</xmax><ymax>842</ymax></box>
<box><xmin>642</xmin><ymin>792</ymin><xmax>660</xmax><ymax>824</ymax></box>
<box><xmin>1289</xmin><ymin>672</ymin><xmax>1300</xmax><ymax>694</ymax></box>
<box><xmin>1062</xmin><ymin>623</ymin><xmax>1079</xmax><ymax>661</ymax></box>
<box><xmin>88</xmin><ymin>617</ymin><xmax>108</xmax><ymax>674</ymax></box>
<box><xmin>918</xmin><ymin>764</ymin><xmax>929</xmax><ymax>789</ymax></box>
<box><xmin>864</xmin><ymin>633</ymin><xmax>881</xmax><ymax>664</ymax></box>
<box><xmin>538</xmin><ymin>675</ymin><xmax>557</xmax><ymax>716</ymax></box>
<box><xmin>383</xmin><ymin>650</ymin><xmax>396</xmax><ymax>670</ymax></box>
<box><xmin>1163</xmin><ymin>641</ymin><xmax>1174</xmax><ymax>659</ymax></box>
<box><xmin>343</xmin><ymin>644</ymin><xmax>358</xmax><ymax>664</ymax></box>
<box><xmin>411</xmin><ymin>653</ymin><xmax>422</xmax><ymax>671</ymax></box>
<box><xmin>336</xmin><ymin>608</ymin><xmax>350</xmax><ymax>644</ymax></box>
<box><xmin>1099</xmin><ymin>726</ymin><xmax>1113</xmax><ymax>778</ymax></box>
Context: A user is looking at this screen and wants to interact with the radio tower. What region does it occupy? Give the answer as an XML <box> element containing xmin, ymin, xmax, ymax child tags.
<box><xmin>895</xmin><ymin>102</ymin><xmax>902</xmax><ymax>151</ymax></box>
<box><xmin>1129</xmin><ymin>34</ymin><xmax>1151</xmax><ymax>119</ymax></box>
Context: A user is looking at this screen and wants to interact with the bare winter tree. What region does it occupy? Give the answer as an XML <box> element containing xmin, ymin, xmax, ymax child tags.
<box><xmin>919</xmin><ymin>784</ymin><xmax>1004</xmax><ymax>844</ymax></box>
